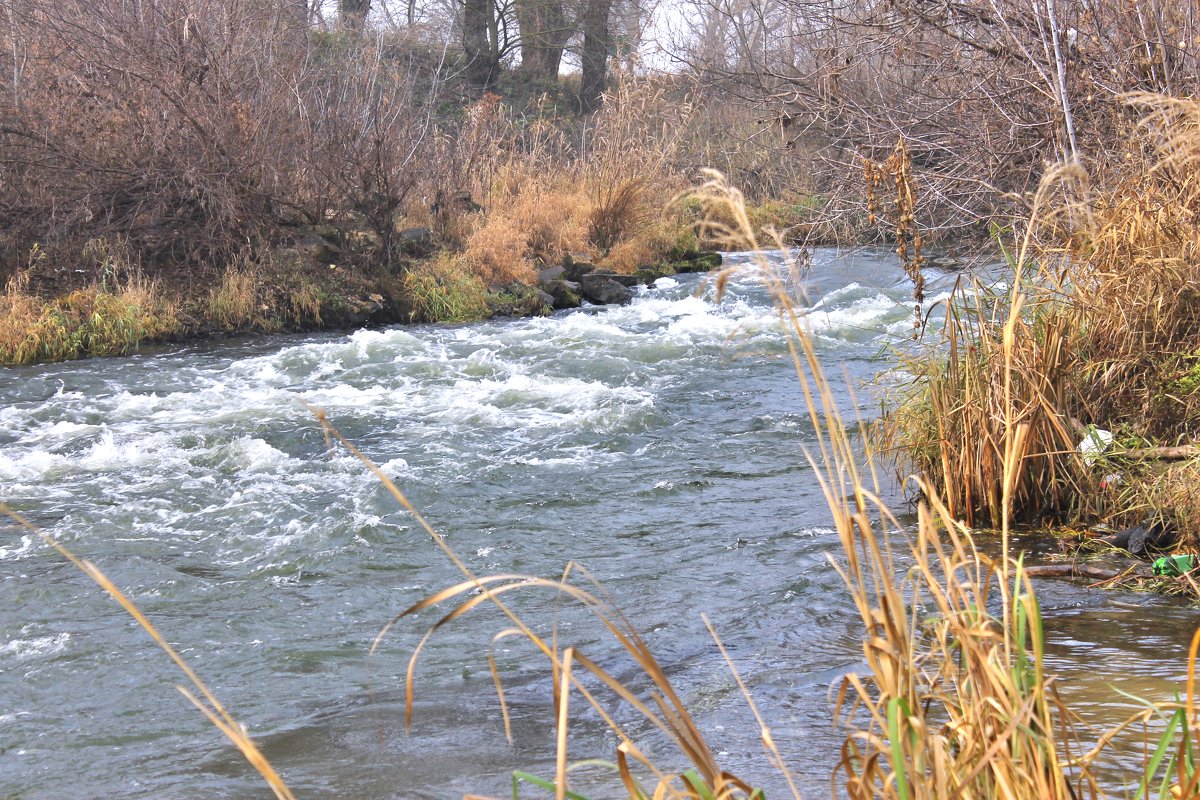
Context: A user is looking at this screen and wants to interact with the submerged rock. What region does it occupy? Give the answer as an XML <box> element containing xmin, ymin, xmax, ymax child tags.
<box><xmin>1098</xmin><ymin>519</ymin><xmax>1177</xmax><ymax>556</ymax></box>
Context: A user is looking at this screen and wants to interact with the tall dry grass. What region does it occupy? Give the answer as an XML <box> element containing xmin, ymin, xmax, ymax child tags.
<box><xmin>693</xmin><ymin>172</ymin><xmax>1200</xmax><ymax>800</ymax></box>
<box><xmin>347</xmin><ymin>172</ymin><xmax>1200</xmax><ymax>799</ymax></box>
<box><xmin>441</xmin><ymin>74</ymin><xmax>701</xmax><ymax>287</ymax></box>
<box><xmin>885</xmin><ymin>94</ymin><xmax>1200</xmax><ymax>537</ymax></box>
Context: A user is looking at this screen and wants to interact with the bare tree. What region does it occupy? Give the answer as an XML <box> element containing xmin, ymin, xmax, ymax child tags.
<box><xmin>0</xmin><ymin>0</ymin><xmax>443</xmax><ymax>282</ymax></box>
<box><xmin>666</xmin><ymin>0</ymin><xmax>1200</xmax><ymax>230</ymax></box>
<box><xmin>516</xmin><ymin>0</ymin><xmax>574</xmax><ymax>80</ymax></box>
<box><xmin>579</xmin><ymin>0</ymin><xmax>612</xmax><ymax>111</ymax></box>
<box><xmin>462</xmin><ymin>0</ymin><xmax>503</xmax><ymax>86</ymax></box>
<box><xmin>339</xmin><ymin>0</ymin><xmax>371</xmax><ymax>30</ymax></box>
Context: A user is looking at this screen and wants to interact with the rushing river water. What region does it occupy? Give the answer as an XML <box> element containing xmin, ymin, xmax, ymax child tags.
<box><xmin>1</xmin><ymin>249</ymin><xmax>1197</xmax><ymax>800</ymax></box>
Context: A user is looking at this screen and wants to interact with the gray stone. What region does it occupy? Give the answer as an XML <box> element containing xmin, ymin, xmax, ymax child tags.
<box><xmin>544</xmin><ymin>279</ymin><xmax>582</xmax><ymax>309</ymax></box>
<box><xmin>605</xmin><ymin>273</ymin><xmax>640</xmax><ymax>288</ymax></box>
<box><xmin>563</xmin><ymin>260</ymin><xmax>597</xmax><ymax>282</ymax></box>
<box><xmin>295</xmin><ymin>233</ymin><xmax>341</xmax><ymax>263</ymax></box>
<box><xmin>537</xmin><ymin>265</ymin><xmax>565</xmax><ymax>284</ymax></box>
<box><xmin>929</xmin><ymin>255</ymin><xmax>963</xmax><ymax>270</ymax></box>
<box><xmin>578</xmin><ymin>274</ymin><xmax>633</xmax><ymax>305</ymax></box>
<box><xmin>399</xmin><ymin>227</ymin><xmax>434</xmax><ymax>254</ymax></box>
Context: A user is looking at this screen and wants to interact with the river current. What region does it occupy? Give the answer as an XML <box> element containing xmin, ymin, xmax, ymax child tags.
<box><xmin>1</xmin><ymin>249</ymin><xmax>1196</xmax><ymax>799</ymax></box>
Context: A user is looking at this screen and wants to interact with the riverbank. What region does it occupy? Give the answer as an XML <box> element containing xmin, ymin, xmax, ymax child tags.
<box><xmin>0</xmin><ymin>208</ymin><xmax>733</xmax><ymax>366</ymax></box>
<box><xmin>881</xmin><ymin>96</ymin><xmax>1200</xmax><ymax>591</ymax></box>
<box><xmin>10</xmin><ymin>246</ymin><xmax>1196</xmax><ymax>800</ymax></box>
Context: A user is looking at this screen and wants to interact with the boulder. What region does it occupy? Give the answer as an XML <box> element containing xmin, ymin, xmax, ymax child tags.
<box><xmin>488</xmin><ymin>283</ymin><xmax>553</xmax><ymax>318</ymax></box>
<box><xmin>537</xmin><ymin>265</ymin><xmax>565</xmax><ymax>284</ymax></box>
<box><xmin>1098</xmin><ymin>519</ymin><xmax>1176</xmax><ymax>556</ymax></box>
<box><xmin>544</xmin><ymin>279</ymin><xmax>582</xmax><ymax>310</ymax></box>
<box><xmin>601</xmin><ymin>272</ymin><xmax>640</xmax><ymax>288</ymax></box>
<box><xmin>563</xmin><ymin>259</ymin><xmax>598</xmax><ymax>282</ymax></box>
<box><xmin>399</xmin><ymin>227</ymin><xmax>434</xmax><ymax>255</ymax></box>
<box><xmin>302</xmin><ymin>223</ymin><xmax>342</xmax><ymax>241</ymax></box>
<box><xmin>578</xmin><ymin>273</ymin><xmax>632</xmax><ymax>305</ymax></box>
<box><xmin>295</xmin><ymin>233</ymin><xmax>341</xmax><ymax>263</ymax></box>
<box><xmin>346</xmin><ymin>229</ymin><xmax>382</xmax><ymax>254</ymax></box>
<box><xmin>929</xmin><ymin>255</ymin><xmax>964</xmax><ymax>270</ymax></box>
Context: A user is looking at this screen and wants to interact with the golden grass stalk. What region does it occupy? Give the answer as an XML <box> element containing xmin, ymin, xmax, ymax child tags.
<box><xmin>319</xmin><ymin>164</ymin><xmax>1200</xmax><ymax>800</ymax></box>
<box><xmin>684</xmin><ymin>169</ymin><xmax>1200</xmax><ymax>799</ymax></box>
<box><xmin>885</xmin><ymin>96</ymin><xmax>1200</xmax><ymax>537</ymax></box>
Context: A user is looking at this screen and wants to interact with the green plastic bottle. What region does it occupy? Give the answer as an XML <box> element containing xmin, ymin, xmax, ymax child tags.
<box><xmin>1152</xmin><ymin>554</ymin><xmax>1196</xmax><ymax>576</ymax></box>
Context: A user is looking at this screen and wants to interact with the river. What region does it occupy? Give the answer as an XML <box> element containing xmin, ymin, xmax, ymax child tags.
<box><xmin>1</xmin><ymin>249</ymin><xmax>1196</xmax><ymax>799</ymax></box>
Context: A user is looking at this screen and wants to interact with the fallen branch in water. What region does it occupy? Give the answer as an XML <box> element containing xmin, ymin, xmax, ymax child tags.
<box><xmin>1023</xmin><ymin>564</ymin><xmax>1135</xmax><ymax>581</ymax></box>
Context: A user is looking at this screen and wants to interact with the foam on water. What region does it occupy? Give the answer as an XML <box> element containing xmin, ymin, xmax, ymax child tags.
<box><xmin>1</xmin><ymin>633</ymin><xmax>70</xmax><ymax>661</ymax></box>
<box><xmin>0</xmin><ymin>264</ymin><xmax>909</xmax><ymax>510</ymax></box>
<box><xmin>0</xmin><ymin>535</ymin><xmax>36</xmax><ymax>561</ymax></box>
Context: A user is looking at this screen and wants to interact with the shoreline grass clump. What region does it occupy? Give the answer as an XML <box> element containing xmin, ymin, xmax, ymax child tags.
<box><xmin>403</xmin><ymin>253</ymin><xmax>491</xmax><ymax>324</ymax></box>
<box><xmin>689</xmin><ymin>172</ymin><xmax>1200</xmax><ymax>800</ymax></box>
<box><xmin>883</xmin><ymin>95</ymin><xmax>1200</xmax><ymax>543</ymax></box>
<box><xmin>0</xmin><ymin>270</ymin><xmax>179</xmax><ymax>365</ymax></box>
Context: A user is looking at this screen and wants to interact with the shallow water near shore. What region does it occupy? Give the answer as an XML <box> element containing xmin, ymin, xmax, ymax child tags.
<box><xmin>1</xmin><ymin>248</ymin><xmax>1195</xmax><ymax>799</ymax></box>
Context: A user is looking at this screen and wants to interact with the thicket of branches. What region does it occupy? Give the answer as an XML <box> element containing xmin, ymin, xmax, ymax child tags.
<box><xmin>0</xmin><ymin>0</ymin><xmax>451</xmax><ymax>284</ymax></box>
<box><xmin>3</xmin><ymin>0</ymin><xmax>1193</xmax><ymax>289</ymax></box>
<box><xmin>0</xmin><ymin>0</ymin><xmax>651</xmax><ymax>288</ymax></box>
<box><xmin>673</xmin><ymin>0</ymin><xmax>1200</xmax><ymax>233</ymax></box>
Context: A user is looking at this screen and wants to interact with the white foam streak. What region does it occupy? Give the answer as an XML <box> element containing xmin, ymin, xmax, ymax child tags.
<box><xmin>1</xmin><ymin>633</ymin><xmax>69</xmax><ymax>661</ymax></box>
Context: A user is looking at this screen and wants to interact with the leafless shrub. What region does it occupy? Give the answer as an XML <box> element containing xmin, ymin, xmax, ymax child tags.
<box><xmin>673</xmin><ymin>0</ymin><xmax>1200</xmax><ymax>234</ymax></box>
<box><xmin>0</xmin><ymin>0</ymin><xmax>440</xmax><ymax>287</ymax></box>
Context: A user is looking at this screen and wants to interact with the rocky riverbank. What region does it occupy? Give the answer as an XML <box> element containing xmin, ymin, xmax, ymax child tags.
<box><xmin>0</xmin><ymin>212</ymin><xmax>726</xmax><ymax>365</ymax></box>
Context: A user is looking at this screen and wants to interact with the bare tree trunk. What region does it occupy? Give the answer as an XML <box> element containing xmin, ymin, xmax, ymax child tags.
<box><xmin>463</xmin><ymin>0</ymin><xmax>499</xmax><ymax>87</ymax></box>
<box><xmin>1045</xmin><ymin>0</ymin><xmax>1079</xmax><ymax>162</ymax></box>
<box><xmin>339</xmin><ymin>0</ymin><xmax>370</xmax><ymax>31</ymax></box>
<box><xmin>579</xmin><ymin>0</ymin><xmax>611</xmax><ymax>112</ymax></box>
<box><xmin>516</xmin><ymin>0</ymin><xmax>571</xmax><ymax>81</ymax></box>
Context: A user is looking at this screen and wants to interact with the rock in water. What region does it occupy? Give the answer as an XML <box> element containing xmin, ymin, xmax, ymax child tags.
<box><xmin>543</xmin><ymin>279</ymin><xmax>582</xmax><ymax>309</ymax></box>
<box><xmin>1099</xmin><ymin>519</ymin><xmax>1177</xmax><ymax>556</ymax></box>
<box><xmin>578</xmin><ymin>274</ymin><xmax>632</xmax><ymax>305</ymax></box>
<box><xmin>563</xmin><ymin>260</ymin><xmax>597</xmax><ymax>282</ymax></box>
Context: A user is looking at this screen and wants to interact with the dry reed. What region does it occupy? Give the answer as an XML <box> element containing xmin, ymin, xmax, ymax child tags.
<box><xmin>884</xmin><ymin>96</ymin><xmax>1200</xmax><ymax>536</ymax></box>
